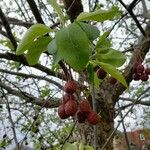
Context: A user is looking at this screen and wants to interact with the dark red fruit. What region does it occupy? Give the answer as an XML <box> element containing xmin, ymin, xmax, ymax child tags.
<box><xmin>96</xmin><ymin>68</ymin><xmax>107</xmax><ymax>79</ymax></box>
<box><xmin>63</xmin><ymin>94</ymin><xmax>75</xmax><ymax>104</ymax></box>
<box><xmin>132</xmin><ymin>73</ymin><xmax>140</xmax><ymax>81</ymax></box>
<box><xmin>65</xmin><ymin>100</ymin><xmax>78</xmax><ymax>116</ymax></box>
<box><xmin>79</xmin><ymin>99</ymin><xmax>91</xmax><ymax>113</ymax></box>
<box><xmin>108</xmin><ymin>77</ymin><xmax>117</xmax><ymax>84</ymax></box>
<box><xmin>64</xmin><ymin>80</ymin><xmax>77</xmax><ymax>94</ymax></box>
<box><xmin>58</xmin><ymin>105</ymin><xmax>69</xmax><ymax>119</ymax></box>
<box><xmin>136</xmin><ymin>64</ymin><xmax>145</xmax><ymax>74</ymax></box>
<box><xmin>87</xmin><ymin>111</ymin><xmax>100</xmax><ymax>125</ymax></box>
<box><xmin>77</xmin><ymin>111</ymin><xmax>87</xmax><ymax>123</ymax></box>
<box><xmin>145</xmin><ymin>68</ymin><xmax>150</xmax><ymax>75</ymax></box>
<box><xmin>140</xmin><ymin>73</ymin><xmax>149</xmax><ymax>81</ymax></box>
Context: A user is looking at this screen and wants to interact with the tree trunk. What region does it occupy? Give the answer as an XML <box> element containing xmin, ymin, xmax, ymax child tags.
<box><xmin>77</xmin><ymin>84</ymin><xmax>116</xmax><ymax>150</ymax></box>
<box><xmin>82</xmin><ymin>111</ymin><xmax>115</xmax><ymax>150</ymax></box>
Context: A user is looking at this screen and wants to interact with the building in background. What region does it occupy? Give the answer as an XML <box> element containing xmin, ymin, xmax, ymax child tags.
<box><xmin>114</xmin><ymin>129</ymin><xmax>150</xmax><ymax>150</ymax></box>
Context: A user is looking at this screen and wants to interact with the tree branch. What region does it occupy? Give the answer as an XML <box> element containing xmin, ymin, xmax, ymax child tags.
<box><xmin>0</xmin><ymin>7</ymin><xmax>17</xmax><ymax>49</ymax></box>
<box><xmin>120</xmin><ymin>98</ymin><xmax>150</xmax><ymax>107</ymax></box>
<box><xmin>1</xmin><ymin>89</ymin><xmax>19</xmax><ymax>149</ymax></box>
<box><xmin>118</xmin><ymin>0</ymin><xmax>146</xmax><ymax>37</ymax></box>
<box><xmin>0</xmin><ymin>52</ymin><xmax>65</xmax><ymax>80</ymax></box>
<box><xmin>26</xmin><ymin>0</ymin><xmax>45</xmax><ymax>24</ymax></box>
<box><xmin>63</xmin><ymin>0</ymin><xmax>83</xmax><ymax>22</ymax></box>
<box><xmin>0</xmin><ymin>80</ymin><xmax>60</xmax><ymax>108</ymax></box>
<box><xmin>0</xmin><ymin>68</ymin><xmax>63</xmax><ymax>90</ymax></box>
<box><xmin>1</xmin><ymin>17</ymin><xmax>33</xmax><ymax>28</ymax></box>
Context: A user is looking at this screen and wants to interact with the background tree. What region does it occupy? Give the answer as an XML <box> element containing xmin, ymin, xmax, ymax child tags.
<box><xmin>0</xmin><ymin>0</ymin><xmax>150</xmax><ymax>150</ymax></box>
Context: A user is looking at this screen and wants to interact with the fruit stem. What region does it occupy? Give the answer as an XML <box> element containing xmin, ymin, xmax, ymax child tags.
<box><xmin>58</xmin><ymin>61</ymin><xmax>72</xmax><ymax>81</ymax></box>
<box><xmin>91</xmin><ymin>83</ymin><xmax>98</xmax><ymax>150</ymax></box>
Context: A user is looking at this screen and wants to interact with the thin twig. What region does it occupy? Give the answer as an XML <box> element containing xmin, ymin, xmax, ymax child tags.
<box><xmin>118</xmin><ymin>102</ymin><xmax>131</xmax><ymax>150</ymax></box>
<box><xmin>61</xmin><ymin>121</ymin><xmax>77</xmax><ymax>150</ymax></box>
<box><xmin>91</xmin><ymin>83</ymin><xmax>97</xmax><ymax>150</ymax></box>
<box><xmin>117</xmin><ymin>0</ymin><xmax>146</xmax><ymax>37</ymax></box>
<box><xmin>14</xmin><ymin>0</ymin><xmax>28</xmax><ymax>22</ymax></box>
<box><xmin>0</xmin><ymin>68</ymin><xmax>63</xmax><ymax>90</ymax></box>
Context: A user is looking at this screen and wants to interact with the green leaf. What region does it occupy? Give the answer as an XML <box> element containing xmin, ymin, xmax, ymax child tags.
<box><xmin>84</xmin><ymin>145</ymin><xmax>94</xmax><ymax>150</ymax></box>
<box><xmin>77</xmin><ymin>6</ymin><xmax>121</xmax><ymax>22</ymax></box>
<box><xmin>47</xmin><ymin>39</ymin><xmax>57</xmax><ymax>54</ymax></box>
<box><xmin>26</xmin><ymin>36</ymin><xmax>52</xmax><ymax>65</ymax></box>
<box><xmin>16</xmin><ymin>24</ymin><xmax>52</xmax><ymax>55</ymax></box>
<box><xmin>63</xmin><ymin>143</ymin><xmax>77</xmax><ymax>150</ymax></box>
<box><xmin>93</xmin><ymin>61</ymin><xmax>128</xmax><ymax>88</ymax></box>
<box><xmin>47</xmin><ymin>39</ymin><xmax>62</xmax><ymax>63</ymax></box>
<box><xmin>77</xmin><ymin>22</ymin><xmax>100</xmax><ymax>41</ymax></box>
<box><xmin>96</xmin><ymin>48</ymin><xmax>126</xmax><ymax>67</ymax></box>
<box><xmin>0</xmin><ymin>39</ymin><xmax>15</xmax><ymax>50</ymax></box>
<box><xmin>96</xmin><ymin>31</ymin><xmax>111</xmax><ymax>49</ymax></box>
<box><xmin>79</xmin><ymin>142</ymin><xmax>84</xmax><ymax>150</ymax></box>
<box><xmin>56</xmin><ymin>23</ymin><xmax>90</xmax><ymax>71</ymax></box>
<box><xmin>47</xmin><ymin>0</ymin><xmax>65</xmax><ymax>24</ymax></box>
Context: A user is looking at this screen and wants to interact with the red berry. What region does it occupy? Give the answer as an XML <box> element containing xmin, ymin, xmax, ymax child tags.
<box><xmin>65</xmin><ymin>100</ymin><xmax>78</xmax><ymax>116</ymax></box>
<box><xmin>145</xmin><ymin>68</ymin><xmax>150</xmax><ymax>75</ymax></box>
<box><xmin>96</xmin><ymin>68</ymin><xmax>107</xmax><ymax>79</ymax></box>
<box><xmin>63</xmin><ymin>94</ymin><xmax>75</xmax><ymax>104</ymax></box>
<box><xmin>79</xmin><ymin>99</ymin><xmax>91</xmax><ymax>113</ymax></box>
<box><xmin>140</xmin><ymin>73</ymin><xmax>149</xmax><ymax>81</ymax></box>
<box><xmin>77</xmin><ymin>111</ymin><xmax>87</xmax><ymax>123</ymax></box>
<box><xmin>136</xmin><ymin>64</ymin><xmax>145</xmax><ymax>74</ymax></box>
<box><xmin>108</xmin><ymin>77</ymin><xmax>117</xmax><ymax>84</ymax></box>
<box><xmin>132</xmin><ymin>73</ymin><xmax>140</xmax><ymax>81</ymax></box>
<box><xmin>64</xmin><ymin>80</ymin><xmax>77</xmax><ymax>94</ymax></box>
<box><xmin>58</xmin><ymin>105</ymin><xmax>70</xmax><ymax>119</ymax></box>
<box><xmin>87</xmin><ymin>111</ymin><xmax>100</xmax><ymax>125</ymax></box>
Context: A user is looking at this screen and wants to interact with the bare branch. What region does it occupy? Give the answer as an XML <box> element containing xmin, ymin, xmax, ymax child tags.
<box><xmin>0</xmin><ymin>80</ymin><xmax>60</xmax><ymax>108</ymax></box>
<box><xmin>1</xmin><ymin>90</ymin><xmax>19</xmax><ymax>149</ymax></box>
<box><xmin>117</xmin><ymin>102</ymin><xmax>131</xmax><ymax>150</ymax></box>
<box><xmin>117</xmin><ymin>0</ymin><xmax>146</xmax><ymax>37</ymax></box>
<box><xmin>0</xmin><ymin>7</ymin><xmax>17</xmax><ymax>49</ymax></box>
<box><xmin>0</xmin><ymin>52</ymin><xmax>65</xmax><ymax>80</ymax></box>
<box><xmin>0</xmin><ymin>68</ymin><xmax>63</xmax><ymax>90</ymax></box>
<box><xmin>120</xmin><ymin>98</ymin><xmax>150</xmax><ymax>107</ymax></box>
<box><xmin>63</xmin><ymin>0</ymin><xmax>83</xmax><ymax>22</ymax></box>
<box><xmin>26</xmin><ymin>0</ymin><xmax>45</xmax><ymax>24</ymax></box>
<box><xmin>61</xmin><ymin>121</ymin><xmax>77</xmax><ymax>150</ymax></box>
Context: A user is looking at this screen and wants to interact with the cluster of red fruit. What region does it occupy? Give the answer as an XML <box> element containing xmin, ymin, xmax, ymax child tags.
<box><xmin>132</xmin><ymin>61</ymin><xmax>150</xmax><ymax>81</ymax></box>
<box><xmin>58</xmin><ymin>80</ymin><xmax>100</xmax><ymax>125</ymax></box>
<box><xmin>96</xmin><ymin>67</ymin><xmax>117</xmax><ymax>84</ymax></box>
